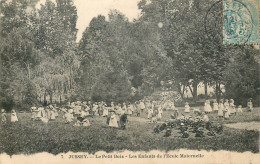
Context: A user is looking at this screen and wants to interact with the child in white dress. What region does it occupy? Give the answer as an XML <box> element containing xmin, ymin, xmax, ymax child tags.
<box><xmin>50</xmin><ymin>109</ymin><xmax>56</xmax><ymax>120</ymax></box>
<box><xmin>127</xmin><ymin>104</ymin><xmax>133</xmax><ymax>115</ymax></box>
<box><xmin>11</xmin><ymin>109</ymin><xmax>18</xmax><ymax>122</ymax></box>
<box><xmin>31</xmin><ymin>106</ymin><xmax>37</xmax><ymax>120</ymax></box>
<box><xmin>204</xmin><ymin>100</ymin><xmax>212</xmax><ymax>113</ymax></box>
<box><xmin>184</xmin><ymin>102</ymin><xmax>190</xmax><ymax>113</ymax></box>
<box><xmin>224</xmin><ymin>99</ymin><xmax>230</xmax><ymax>116</ymax></box>
<box><xmin>92</xmin><ymin>103</ymin><xmax>98</xmax><ymax>115</ymax></box>
<box><xmin>151</xmin><ymin>114</ymin><xmax>157</xmax><ymax>123</ymax></box>
<box><xmin>247</xmin><ymin>99</ymin><xmax>253</xmax><ymax>111</ymax></box>
<box><xmin>147</xmin><ymin>107</ymin><xmax>153</xmax><ymax>119</ymax></box>
<box><xmin>229</xmin><ymin>99</ymin><xmax>236</xmax><ymax>115</ymax></box>
<box><xmin>37</xmin><ymin>106</ymin><xmax>44</xmax><ymax>119</ymax></box>
<box><xmin>218</xmin><ymin>99</ymin><xmax>224</xmax><ymax>118</ymax></box>
<box><xmin>237</xmin><ymin>105</ymin><xmax>243</xmax><ymax>113</ymax></box>
<box><xmin>213</xmin><ymin>100</ymin><xmax>218</xmax><ymax>112</ymax></box>
<box><xmin>80</xmin><ymin>109</ymin><xmax>87</xmax><ymax>118</ymax></box>
<box><xmin>140</xmin><ymin>101</ymin><xmax>145</xmax><ymax>112</ymax></box>
<box><xmin>45</xmin><ymin>107</ymin><xmax>51</xmax><ymax>119</ymax></box>
<box><xmin>116</xmin><ymin>104</ymin><xmax>124</xmax><ymax>116</ymax></box>
<box><xmin>102</xmin><ymin>107</ymin><xmax>109</xmax><ymax>117</ymax></box>
<box><xmin>157</xmin><ymin>106</ymin><xmax>163</xmax><ymax>120</ymax></box>
<box><xmin>64</xmin><ymin>109</ymin><xmax>74</xmax><ymax>123</ymax></box>
<box><xmin>202</xmin><ymin>113</ymin><xmax>209</xmax><ymax>122</ymax></box>
<box><xmin>109</xmin><ymin>111</ymin><xmax>118</xmax><ymax>128</ymax></box>
<box><xmin>122</xmin><ymin>102</ymin><xmax>127</xmax><ymax>112</ymax></box>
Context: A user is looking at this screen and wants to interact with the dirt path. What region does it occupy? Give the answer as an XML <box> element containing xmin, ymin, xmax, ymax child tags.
<box><xmin>224</xmin><ymin>122</ymin><xmax>260</xmax><ymax>131</ymax></box>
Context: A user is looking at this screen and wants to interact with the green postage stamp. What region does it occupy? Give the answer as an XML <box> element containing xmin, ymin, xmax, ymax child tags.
<box><xmin>223</xmin><ymin>0</ymin><xmax>259</xmax><ymax>44</ymax></box>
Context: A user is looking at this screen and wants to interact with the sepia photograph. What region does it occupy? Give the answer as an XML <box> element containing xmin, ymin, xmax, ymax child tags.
<box><xmin>0</xmin><ymin>0</ymin><xmax>259</xmax><ymax>163</ymax></box>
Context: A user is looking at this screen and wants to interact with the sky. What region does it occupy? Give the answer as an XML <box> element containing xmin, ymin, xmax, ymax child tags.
<box><xmin>36</xmin><ymin>0</ymin><xmax>141</xmax><ymax>42</ymax></box>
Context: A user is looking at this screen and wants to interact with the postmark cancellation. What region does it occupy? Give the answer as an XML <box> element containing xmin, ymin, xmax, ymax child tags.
<box><xmin>223</xmin><ymin>0</ymin><xmax>259</xmax><ymax>44</ymax></box>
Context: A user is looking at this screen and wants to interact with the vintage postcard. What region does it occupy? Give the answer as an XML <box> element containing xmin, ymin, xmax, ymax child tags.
<box><xmin>0</xmin><ymin>0</ymin><xmax>260</xmax><ymax>163</ymax></box>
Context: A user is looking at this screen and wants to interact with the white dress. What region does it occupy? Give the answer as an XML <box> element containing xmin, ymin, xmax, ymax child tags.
<box><xmin>54</xmin><ymin>109</ymin><xmax>59</xmax><ymax>117</ymax></box>
<box><xmin>31</xmin><ymin>107</ymin><xmax>37</xmax><ymax>119</ymax></box>
<box><xmin>213</xmin><ymin>103</ymin><xmax>218</xmax><ymax>111</ymax></box>
<box><xmin>204</xmin><ymin>103</ymin><xmax>212</xmax><ymax>112</ymax></box>
<box><xmin>122</xmin><ymin>105</ymin><xmax>127</xmax><ymax>112</ymax></box>
<box><xmin>50</xmin><ymin>110</ymin><xmax>56</xmax><ymax>120</ymax></box>
<box><xmin>224</xmin><ymin>102</ymin><xmax>230</xmax><ymax>115</ymax></box>
<box><xmin>74</xmin><ymin>106</ymin><xmax>81</xmax><ymax>115</ymax></box>
<box><xmin>229</xmin><ymin>103</ymin><xmax>236</xmax><ymax>114</ymax></box>
<box><xmin>147</xmin><ymin>108</ymin><xmax>153</xmax><ymax>119</ymax></box>
<box><xmin>93</xmin><ymin>105</ymin><xmax>98</xmax><ymax>115</ymax></box>
<box><xmin>109</xmin><ymin>114</ymin><xmax>118</xmax><ymax>127</ymax></box>
<box><xmin>247</xmin><ymin>102</ymin><xmax>253</xmax><ymax>111</ymax></box>
<box><xmin>157</xmin><ymin>107</ymin><xmax>163</xmax><ymax>120</ymax></box>
<box><xmin>64</xmin><ymin>112</ymin><xmax>73</xmax><ymax>122</ymax></box>
<box><xmin>224</xmin><ymin>111</ymin><xmax>229</xmax><ymax>118</ymax></box>
<box><xmin>81</xmin><ymin>110</ymin><xmax>87</xmax><ymax>117</ymax></box>
<box><xmin>127</xmin><ymin>106</ymin><xmax>133</xmax><ymax>115</ymax></box>
<box><xmin>41</xmin><ymin>108</ymin><xmax>46</xmax><ymax>118</ymax></box>
<box><xmin>102</xmin><ymin>107</ymin><xmax>109</xmax><ymax>116</ymax></box>
<box><xmin>11</xmin><ymin>112</ymin><xmax>18</xmax><ymax>122</ymax></box>
<box><xmin>237</xmin><ymin>107</ymin><xmax>243</xmax><ymax>113</ymax></box>
<box><xmin>37</xmin><ymin>108</ymin><xmax>43</xmax><ymax>118</ymax></box>
<box><xmin>203</xmin><ymin>115</ymin><xmax>209</xmax><ymax>122</ymax></box>
<box><xmin>184</xmin><ymin>105</ymin><xmax>190</xmax><ymax>113</ymax></box>
<box><xmin>140</xmin><ymin>102</ymin><xmax>145</xmax><ymax>110</ymax></box>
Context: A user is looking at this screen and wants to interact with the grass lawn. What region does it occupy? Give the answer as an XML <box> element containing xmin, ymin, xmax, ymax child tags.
<box><xmin>0</xmin><ymin>107</ymin><xmax>259</xmax><ymax>155</ymax></box>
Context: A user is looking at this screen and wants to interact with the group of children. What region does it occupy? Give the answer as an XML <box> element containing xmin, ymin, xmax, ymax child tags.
<box><xmin>183</xmin><ymin>99</ymin><xmax>253</xmax><ymax>120</ymax></box>
<box><xmin>151</xmin><ymin>98</ymin><xmax>255</xmax><ymax>138</ymax></box>
<box><xmin>1</xmin><ymin>109</ymin><xmax>18</xmax><ymax>124</ymax></box>
<box><xmin>30</xmin><ymin>104</ymin><xmax>59</xmax><ymax>123</ymax></box>
<box><xmin>0</xmin><ymin>98</ymin><xmax>255</xmax><ymax>132</ymax></box>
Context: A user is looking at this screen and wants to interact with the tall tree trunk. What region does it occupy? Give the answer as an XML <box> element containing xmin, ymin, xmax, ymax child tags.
<box><xmin>60</xmin><ymin>95</ymin><xmax>62</xmax><ymax>105</ymax></box>
<box><xmin>44</xmin><ymin>91</ymin><xmax>47</xmax><ymax>106</ymax></box>
<box><xmin>216</xmin><ymin>81</ymin><xmax>220</xmax><ymax>102</ymax></box>
<box><xmin>192</xmin><ymin>81</ymin><xmax>198</xmax><ymax>101</ymax></box>
<box><xmin>178</xmin><ymin>83</ymin><xmax>184</xmax><ymax>99</ymax></box>
<box><xmin>27</xmin><ymin>64</ymin><xmax>30</xmax><ymax>80</ymax></box>
<box><xmin>24</xmin><ymin>62</ymin><xmax>30</xmax><ymax>79</ymax></box>
<box><xmin>218</xmin><ymin>83</ymin><xmax>221</xmax><ymax>100</ymax></box>
<box><xmin>21</xmin><ymin>95</ymin><xmax>24</xmax><ymax>103</ymax></box>
<box><xmin>204</xmin><ymin>80</ymin><xmax>208</xmax><ymax>97</ymax></box>
<box><xmin>50</xmin><ymin>92</ymin><xmax>53</xmax><ymax>104</ymax></box>
<box><xmin>182</xmin><ymin>85</ymin><xmax>185</xmax><ymax>98</ymax></box>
